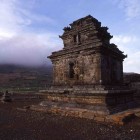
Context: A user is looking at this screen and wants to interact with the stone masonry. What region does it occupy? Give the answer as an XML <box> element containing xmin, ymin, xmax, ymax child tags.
<box><xmin>48</xmin><ymin>15</ymin><xmax>126</xmax><ymax>86</ymax></box>
<box><xmin>31</xmin><ymin>15</ymin><xmax>137</xmax><ymax>124</ymax></box>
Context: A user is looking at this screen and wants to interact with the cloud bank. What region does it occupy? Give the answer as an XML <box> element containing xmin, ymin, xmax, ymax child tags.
<box><xmin>0</xmin><ymin>0</ymin><xmax>62</xmax><ymax>66</ymax></box>
<box><xmin>0</xmin><ymin>33</ymin><xmax>62</xmax><ymax>66</ymax></box>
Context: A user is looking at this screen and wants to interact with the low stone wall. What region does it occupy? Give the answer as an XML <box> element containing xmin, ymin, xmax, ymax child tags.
<box><xmin>131</xmin><ymin>82</ymin><xmax>140</xmax><ymax>104</ymax></box>
<box><xmin>0</xmin><ymin>92</ymin><xmax>46</xmax><ymax>101</ymax></box>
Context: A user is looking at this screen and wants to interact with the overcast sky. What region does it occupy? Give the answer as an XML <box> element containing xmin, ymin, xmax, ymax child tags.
<box><xmin>0</xmin><ymin>0</ymin><xmax>140</xmax><ymax>73</ymax></box>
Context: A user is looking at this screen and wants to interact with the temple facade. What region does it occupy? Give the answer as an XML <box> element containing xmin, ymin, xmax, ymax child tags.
<box><xmin>48</xmin><ymin>15</ymin><xmax>126</xmax><ymax>86</ymax></box>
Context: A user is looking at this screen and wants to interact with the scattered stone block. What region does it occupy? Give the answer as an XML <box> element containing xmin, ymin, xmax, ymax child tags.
<box><xmin>1</xmin><ymin>91</ymin><xmax>12</xmax><ymax>102</ymax></box>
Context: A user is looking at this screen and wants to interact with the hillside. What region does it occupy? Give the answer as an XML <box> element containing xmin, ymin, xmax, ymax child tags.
<box><xmin>0</xmin><ymin>64</ymin><xmax>53</xmax><ymax>89</ymax></box>
<box><xmin>123</xmin><ymin>72</ymin><xmax>140</xmax><ymax>83</ymax></box>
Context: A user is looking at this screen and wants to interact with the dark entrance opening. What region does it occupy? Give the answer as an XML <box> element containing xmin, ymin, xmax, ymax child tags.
<box><xmin>73</xmin><ymin>35</ymin><xmax>77</xmax><ymax>43</ymax></box>
<box><xmin>73</xmin><ymin>33</ymin><xmax>81</xmax><ymax>44</ymax></box>
<box><xmin>69</xmin><ymin>63</ymin><xmax>74</xmax><ymax>78</ymax></box>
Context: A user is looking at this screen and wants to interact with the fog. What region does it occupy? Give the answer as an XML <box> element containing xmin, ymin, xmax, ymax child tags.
<box><xmin>0</xmin><ymin>33</ymin><xmax>63</xmax><ymax>67</ymax></box>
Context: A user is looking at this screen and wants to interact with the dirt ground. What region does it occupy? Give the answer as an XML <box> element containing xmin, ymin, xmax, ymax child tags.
<box><xmin>0</xmin><ymin>101</ymin><xmax>140</xmax><ymax>140</ymax></box>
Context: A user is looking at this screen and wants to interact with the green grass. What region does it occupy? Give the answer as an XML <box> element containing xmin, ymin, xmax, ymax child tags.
<box><xmin>0</xmin><ymin>86</ymin><xmax>48</xmax><ymax>93</ymax></box>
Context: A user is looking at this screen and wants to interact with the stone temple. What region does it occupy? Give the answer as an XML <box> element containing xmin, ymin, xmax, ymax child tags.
<box><xmin>32</xmin><ymin>15</ymin><xmax>137</xmax><ymax>123</ymax></box>
<box><xmin>49</xmin><ymin>15</ymin><xmax>125</xmax><ymax>86</ymax></box>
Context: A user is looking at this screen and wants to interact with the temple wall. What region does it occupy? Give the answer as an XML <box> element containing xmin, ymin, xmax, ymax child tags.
<box><xmin>52</xmin><ymin>53</ymin><xmax>102</xmax><ymax>86</ymax></box>
<box><xmin>101</xmin><ymin>54</ymin><xmax>123</xmax><ymax>85</ymax></box>
<box><xmin>83</xmin><ymin>54</ymin><xmax>101</xmax><ymax>84</ymax></box>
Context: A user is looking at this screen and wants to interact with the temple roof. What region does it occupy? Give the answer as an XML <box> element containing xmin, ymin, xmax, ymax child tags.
<box><xmin>48</xmin><ymin>15</ymin><xmax>127</xmax><ymax>60</ymax></box>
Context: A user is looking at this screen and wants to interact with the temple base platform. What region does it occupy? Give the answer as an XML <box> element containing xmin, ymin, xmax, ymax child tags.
<box><xmin>30</xmin><ymin>86</ymin><xmax>139</xmax><ymax>124</ymax></box>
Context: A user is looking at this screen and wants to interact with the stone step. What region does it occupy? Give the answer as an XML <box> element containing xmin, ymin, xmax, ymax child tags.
<box><xmin>37</xmin><ymin>91</ymin><xmax>136</xmax><ymax>109</ymax></box>
<box><xmin>30</xmin><ymin>103</ymin><xmax>140</xmax><ymax>125</ymax></box>
<box><xmin>106</xmin><ymin>108</ymin><xmax>140</xmax><ymax>125</ymax></box>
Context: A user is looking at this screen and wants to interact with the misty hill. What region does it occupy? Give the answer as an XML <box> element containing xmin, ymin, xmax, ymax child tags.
<box><xmin>0</xmin><ymin>64</ymin><xmax>52</xmax><ymax>73</ymax></box>
<box><xmin>0</xmin><ymin>64</ymin><xmax>53</xmax><ymax>88</ymax></box>
<box><xmin>123</xmin><ymin>72</ymin><xmax>140</xmax><ymax>83</ymax></box>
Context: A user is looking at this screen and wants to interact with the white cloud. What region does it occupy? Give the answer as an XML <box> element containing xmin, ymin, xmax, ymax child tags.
<box><xmin>18</xmin><ymin>8</ymin><xmax>54</xmax><ymax>24</ymax></box>
<box><xmin>111</xmin><ymin>0</ymin><xmax>140</xmax><ymax>19</ymax></box>
<box><xmin>125</xmin><ymin>51</ymin><xmax>140</xmax><ymax>73</ymax></box>
<box><xmin>0</xmin><ymin>0</ymin><xmax>55</xmax><ymax>38</ymax></box>
<box><xmin>112</xmin><ymin>35</ymin><xmax>137</xmax><ymax>44</ymax></box>
<box><xmin>0</xmin><ymin>28</ymin><xmax>15</xmax><ymax>39</ymax></box>
<box><xmin>111</xmin><ymin>35</ymin><xmax>140</xmax><ymax>73</ymax></box>
<box><xmin>0</xmin><ymin>0</ymin><xmax>21</xmax><ymax>38</ymax></box>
